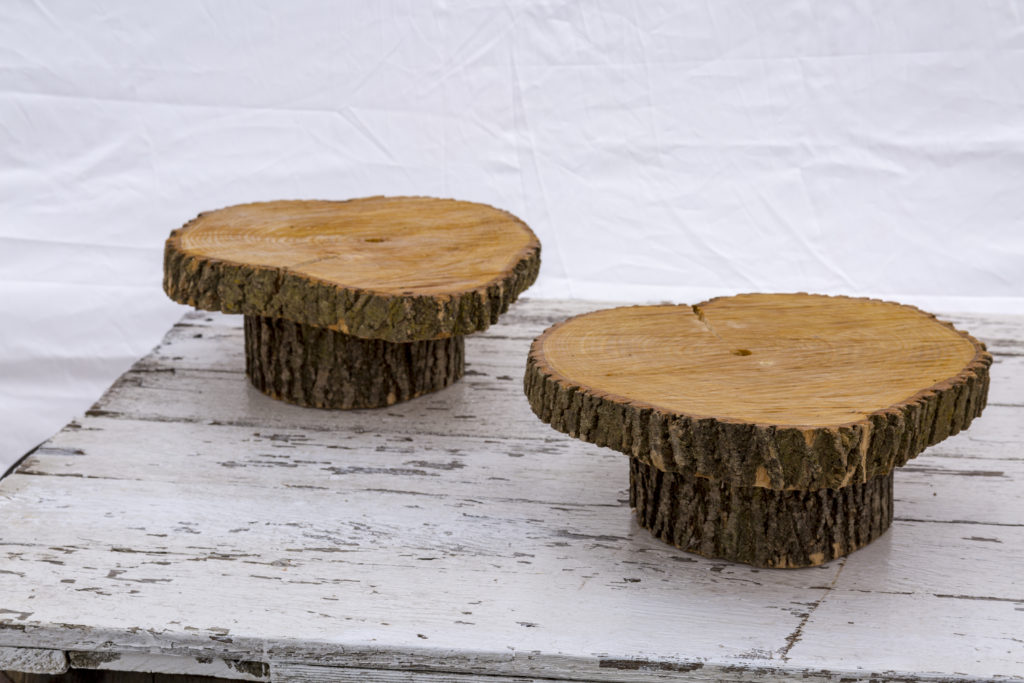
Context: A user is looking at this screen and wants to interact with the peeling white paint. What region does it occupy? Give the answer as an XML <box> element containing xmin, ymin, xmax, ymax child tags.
<box><xmin>0</xmin><ymin>647</ymin><xmax>67</xmax><ymax>675</ymax></box>
<box><xmin>1</xmin><ymin>301</ymin><xmax>1022</xmax><ymax>682</ymax></box>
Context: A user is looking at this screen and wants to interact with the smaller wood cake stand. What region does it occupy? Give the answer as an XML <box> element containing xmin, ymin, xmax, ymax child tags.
<box><xmin>164</xmin><ymin>197</ymin><xmax>540</xmax><ymax>409</ymax></box>
<box><xmin>525</xmin><ymin>293</ymin><xmax>991</xmax><ymax>568</ymax></box>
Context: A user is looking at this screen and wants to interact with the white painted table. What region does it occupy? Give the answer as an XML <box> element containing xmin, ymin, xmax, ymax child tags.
<box><xmin>1</xmin><ymin>299</ymin><xmax>1022</xmax><ymax>682</ymax></box>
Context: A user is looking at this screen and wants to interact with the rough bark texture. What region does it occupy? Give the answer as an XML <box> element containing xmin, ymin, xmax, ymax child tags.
<box><xmin>630</xmin><ymin>459</ymin><xmax>894</xmax><ymax>568</ymax></box>
<box><xmin>166</xmin><ymin>243</ymin><xmax>539</xmax><ymax>342</ymax></box>
<box><xmin>163</xmin><ymin>199</ymin><xmax>541</xmax><ymax>343</ymax></box>
<box><xmin>244</xmin><ymin>315</ymin><xmax>464</xmax><ymax>409</ymax></box>
<box><xmin>525</xmin><ymin>298</ymin><xmax>991</xmax><ymax>491</ymax></box>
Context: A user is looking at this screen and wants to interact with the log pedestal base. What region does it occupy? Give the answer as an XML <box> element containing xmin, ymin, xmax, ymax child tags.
<box><xmin>244</xmin><ymin>315</ymin><xmax>464</xmax><ymax>410</ymax></box>
<box><xmin>526</xmin><ymin>294</ymin><xmax>989</xmax><ymax>567</ymax></box>
<box><xmin>629</xmin><ymin>459</ymin><xmax>894</xmax><ymax>568</ymax></box>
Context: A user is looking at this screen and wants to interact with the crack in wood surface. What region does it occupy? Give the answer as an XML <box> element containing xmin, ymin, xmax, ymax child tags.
<box><xmin>779</xmin><ymin>558</ymin><xmax>847</xmax><ymax>661</ymax></box>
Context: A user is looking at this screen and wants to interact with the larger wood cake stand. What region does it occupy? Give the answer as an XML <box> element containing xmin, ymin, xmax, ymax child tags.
<box><xmin>525</xmin><ymin>293</ymin><xmax>991</xmax><ymax>568</ymax></box>
<box><xmin>164</xmin><ymin>197</ymin><xmax>540</xmax><ymax>409</ymax></box>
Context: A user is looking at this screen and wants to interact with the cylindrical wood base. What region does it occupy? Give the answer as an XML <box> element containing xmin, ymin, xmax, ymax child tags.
<box><xmin>244</xmin><ymin>315</ymin><xmax>464</xmax><ymax>409</ymax></box>
<box><xmin>629</xmin><ymin>460</ymin><xmax>894</xmax><ymax>568</ymax></box>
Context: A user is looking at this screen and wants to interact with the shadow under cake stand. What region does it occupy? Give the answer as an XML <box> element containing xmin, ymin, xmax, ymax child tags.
<box><xmin>164</xmin><ymin>196</ymin><xmax>540</xmax><ymax>409</ymax></box>
<box><xmin>525</xmin><ymin>293</ymin><xmax>991</xmax><ymax>568</ymax></box>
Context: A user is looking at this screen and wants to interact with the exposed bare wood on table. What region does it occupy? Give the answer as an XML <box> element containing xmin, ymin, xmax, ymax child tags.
<box><xmin>163</xmin><ymin>197</ymin><xmax>540</xmax><ymax>408</ymax></box>
<box><xmin>1</xmin><ymin>300</ymin><xmax>1022</xmax><ymax>682</ymax></box>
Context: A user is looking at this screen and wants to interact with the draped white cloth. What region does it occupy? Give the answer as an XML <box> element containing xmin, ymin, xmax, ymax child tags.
<box><xmin>3</xmin><ymin>0</ymin><xmax>1023</xmax><ymax>470</ymax></box>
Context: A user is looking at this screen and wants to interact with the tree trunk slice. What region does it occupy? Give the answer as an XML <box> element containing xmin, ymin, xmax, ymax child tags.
<box><xmin>244</xmin><ymin>315</ymin><xmax>464</xmax><ymax>409</ymax></box>
<box><xmin>629</xmin><ymin>459</ymin><xmax>894</xmax><ymax>568</ymax></box>
<box><xmin>525</xmin><ymin>293</ymin><xmax>991</xmax><ymax>566</ymax></box>
<box><xmin>163</xmin><ymin>197</ymin><xmax>538</xmax><ymax>408</ymax></box>
<box><xmin>526</xmin><ymin>293</ymin><xmax>991</xmax><ymax>491</ymax></box>
<box><xmin>164</xmin><ymin>197</ymin><xmax>540</xmax><ymax>343</ymax></box>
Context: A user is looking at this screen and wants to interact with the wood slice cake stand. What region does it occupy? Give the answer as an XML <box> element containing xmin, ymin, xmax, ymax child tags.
<box><xmin>525</xmin><ymin>293</ymin><xmax>992</xmax><ymax>568</ymax></box>
<box><xmin>164</xmin><ymin>196</ymin><xmax>540</xmax><ymax>409</ymax></box>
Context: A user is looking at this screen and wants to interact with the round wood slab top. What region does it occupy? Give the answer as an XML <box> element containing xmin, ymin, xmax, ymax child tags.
<box><xmin>525</xmin><ymin>293</ymin><xmax>991</xmax><ymax>490</ymax></box>
<box><xmin>164</xmin><ymin>197</ymin><xmax>541</xmax><ymax>342</ymax></box>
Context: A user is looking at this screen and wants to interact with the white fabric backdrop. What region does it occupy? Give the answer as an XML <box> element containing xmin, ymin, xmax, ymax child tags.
<box><xmin>3</xmin><ymin>0</ymin><xmax>1023</xmax><ymax>471</ymax></box>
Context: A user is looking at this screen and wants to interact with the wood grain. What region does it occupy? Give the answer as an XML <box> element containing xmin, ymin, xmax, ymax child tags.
<box><xmin>163</xmin><ymin>197</ymin><xmax>541</xmax><ymax>343</ymax></box>
<box><xmin>526</xmin><ymin>293</ymin><xmax>991</xmax><ymax>491</ymax></box>
<box><xmin>1</xmin><ymin>301</ymin><xmax>1021</xmax><ymax>681</ymax></box>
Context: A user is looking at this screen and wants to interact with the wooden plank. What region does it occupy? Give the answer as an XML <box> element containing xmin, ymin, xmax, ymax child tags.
<box><xmin>1</xmin><ymin>472</ymin><xmax>1021</xmax><ymax>677</ymax></box>
<box><xmin>0</xmin><ymin>647</ymin><xmax>67</xmax><ymax>675</ymax></box>
<box><xmin>0</xmin><ymin>475</ymin><xmax>826</xmax><ymax>647</ymax></box>
<box><xmin>67</xmin><ymin>652</ymin><xmax>267</xmax><ymax>680</ymax></box>
<box><xmin>273</xmin><ymin>665</ymin><xmax>553</xmax><ymax>683</ymax></box>
<box><xmin>13</xmin><ymin>417</ymin><xmax>1024</xmax><ymax>526</ymax></box>
<box><xmin>943</xmin><ymin>313</ymin><xmax>1024</xmax><ymax>356</ymax></box>
<box><xmin>786</xmin><ymin>590</ymin><xmax>1024</xmax><ymax>678</ymax></box>
<box><xmin>84</xmin><ymin>364</ymin><xmax>549</xmax><ymax>443</ymax></box>
<box><xmin>1</xmin><ymin>300</ymin><xmax>1022</xmax><ymax>682</ymax></box>
<box><xmin>893</xmin><ymin>456</ymin><xmax>1024</xmax><ymax>526</ymax></box>
<box><xmin>272</xmin><ymin>661</ymin><xmax>1012</xmax><ymax>683</ymax></box>
<box><xmin>18</xmin><ymin>416</ymin><xmax>611</xmax><ymax>506</ymax></box>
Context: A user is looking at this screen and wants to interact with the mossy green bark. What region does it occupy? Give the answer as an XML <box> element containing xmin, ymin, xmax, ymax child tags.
<box><xmin>245</xmin><ymin>315</ymin><xmax>464</xmax><ymax>409</ymax></box>
<box><xmin>164</xmin><ymin>234</ymin><xmax>540</xmax><ymax>343</ymax></box>
<box><xmin>630</xmin><ymin>460</ymin><xmax>894</xmax><ymax>568</ymax></box>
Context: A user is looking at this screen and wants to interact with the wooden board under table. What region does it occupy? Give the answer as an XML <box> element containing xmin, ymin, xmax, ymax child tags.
<box><xmin>1</xmin><ymin>299</ymin><xmax>1022</xmax><ymax>682</ymax></box>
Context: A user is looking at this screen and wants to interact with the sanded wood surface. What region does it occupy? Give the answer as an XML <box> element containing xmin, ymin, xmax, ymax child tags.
<box><xmin>163</xmin><ymin>197</ymin><xmax>541</xmax><ymax>342</ymax></box>
<box><xmin>1</xmin><ymin>300</ymin><xmax>1022</xmax><ymax>681</ymax></box>
<box><xmin>526</xmin><ymin>294</ymin><xmax>991</xmax><ymax>491</ymax></box>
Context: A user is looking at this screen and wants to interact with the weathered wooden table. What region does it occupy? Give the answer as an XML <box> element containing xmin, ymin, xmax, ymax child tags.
<box><xmin>1</xmin><ymin>299</ymin><xmax>1022</xmax><ymax>682</ymax></box>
